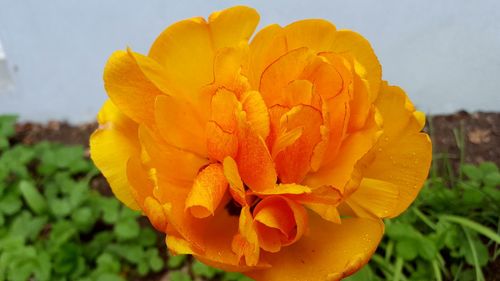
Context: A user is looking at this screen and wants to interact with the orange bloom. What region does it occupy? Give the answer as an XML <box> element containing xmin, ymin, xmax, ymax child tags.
<box><xmin>90</xmin><ymin>6</ymin><xmax>431</xmax><ymax>280</ymax></box>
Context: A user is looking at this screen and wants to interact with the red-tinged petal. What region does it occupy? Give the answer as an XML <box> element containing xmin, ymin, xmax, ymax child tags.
<box><xmin>274</xmin><ymin>105</ymin><xmax>323</xmax><ymax>183</ymax></box>
<box><xmin>246</xmin><ymin>24</ymin><xmax>287</xmax><ymax>89</ymax></box>
<box><xmin>185</xmin><ymin>163</ymin><xmax>229</xmax><ymax>218</ymax></box>
<box><xmin>206</xmin><ymin>121</ymin><xmax>239</xmax><ymax>162</ymax></box>
<box><xmin>260</xmin><ymin>48</ymin><xmax>316</xmax><ymax>107</ymax></box>
<box><xmin>282</xmin><ymin>79</ymin><xmax>314</xmax><ymax>108</ymax></box>
<box><xmin>90</xmin><ymin>100</ymin><xmax>140</xmax><ymax>210</ymax></box>
<box><xmin>236</xmin><ymin>125</ymin><xmax>277</xmax><ymax>192</ymax></box>
<box><xmin>155</xmin><ymin>95</ymin><xmax>207</xmax><ymax>157</ymax></box>
<box><xmin>247</xmin><ymin>215</ymin><xmax>384</xmax><ymax>281</ymax></box>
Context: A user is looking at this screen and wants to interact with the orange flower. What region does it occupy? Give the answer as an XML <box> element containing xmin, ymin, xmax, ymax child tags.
<box><xmin>90</xmin><ymin>6</ymin><xmax>432</xmax><ymax>280</ymax></box>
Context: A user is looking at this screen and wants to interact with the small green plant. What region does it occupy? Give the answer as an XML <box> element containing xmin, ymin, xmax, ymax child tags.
<box><xmin>0</xmin><ymin>117</ymin><xmax>165</xmax><ymax>281</ymax></box>
<box><xmin>346</xmin><ymin>161</ymin><xmax>500</xmax><ymax>281</ymax></box>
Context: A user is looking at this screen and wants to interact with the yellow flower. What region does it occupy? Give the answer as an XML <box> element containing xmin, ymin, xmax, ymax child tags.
<box><xmin>90</xmin><ymin>6</ymin><xmax>432</xmax><ymax>280</ymax></box>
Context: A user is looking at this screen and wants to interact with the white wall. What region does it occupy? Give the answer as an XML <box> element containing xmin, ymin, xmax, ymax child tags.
<box><xmin>0</xmin><ymin>0</ymin><xmax>499</xmax><ymax>123</ymax></box>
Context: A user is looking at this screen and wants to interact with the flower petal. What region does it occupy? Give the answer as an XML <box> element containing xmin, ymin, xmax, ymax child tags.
<box><xmin>208</xmin><ymin>6</ymin><xmax>260</xmax><ymax>50</ymax></box>
<box><xmin>304</xmin><ymin>111</ymin><xmax>380</xmax><ymax>193</ymax></box>
<box><xmin>247</xmin><ymin>215</ymin><xmax>384</xmax><ymax>281</ymax></box>
<box><xmin>232</xmin><ymin>206</ymin><xmax>260</xmax><ymax>266</ymax></box>
<box><xmin>185</xmin><ymin>163</ymin><xmax>229</xmax><ymax>218</ymax></box>
<box><xmin>104</xmin><ymin>51</ymin><xmax>163</xmax><ymax>125</ymax></box>
<box><xmin>138</xmin><ymin>125</ymin><xmax>208</xmax><ymax>187</ymax></box>
<box><xmin>254</xmin><ymin>196</ymin><xmax>308</xmax><ymax>251</ymax></box>
<box><xmin>273</xmin><ymin>105</ymin><xmax>323</xmax><ymax>183</ymax></box>
<box><xmin>246</xmin><ymin>24</ymin><xmax>287</xmax><ymax>89</ymax></box>
<box><xmin>358</xmin><ymin>84</ymin><xmax>432</xmax><ymax>217</ymax></box>
<box><xmin>284</xmin><ymin>19</ymin><xmax>337</xmax><ymax>52</ymax></box>
<box><xmin>346</xmin><ymin>178</ymin><xmax>400</xmax><ymax>218</ymax></box>
<box><xmin>90</xmin><ymin>100</ymin><xmax>140</xmax><ymax>210</ymax></box>
<box><xmin>260</xmin><ymin>48</ymin><xmax>316</xmax><ymax>107</ymax></box>
<box><xmin>223</xmin><ymin>157</ymin><xmax>246</xmax><ymax>206</ymax></box>
<box><xmin>241</xmin><ymin>91</ymin><xmax>270</xmax><ymax>139</ymax></box>
<box><xmin>155</xmin><ymin>95</ymin><xmax>207</xmax><ymax>157</ymax></box>
<box><xmin>331</xmin><ymin>30</ymin><xmax>382</xmax><ymax>98</ymax></box>
<box><xmin>149</xmin><ymin>17</ymin><xmax>213</xmax><ymax>93</ymax></box>
<box><xmin>236</xmin><ymin>125</ymin><xmax>277</xmax><ymax>192</ymax></box>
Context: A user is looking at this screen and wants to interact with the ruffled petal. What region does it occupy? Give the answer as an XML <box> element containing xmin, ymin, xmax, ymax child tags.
<box><xmin>247</xmin><ymin>215</ymin><xmax>384</xmax><ymax>281</ymax></box>
<box><xmin>155</xmin><ymin>95</ymin><xmax>207</xmax><ymax>156</ymax></box>
<box><xmin>103</xmin><ymin>51</ymin><xmax>163</xmax><ymax>125</ymax></box>
<box><xmin>284</xmin><ymin>19</ymin><xmax>337</xmax><ymax>52</ymax></box>
<box><xmin>246</xmin><ymin>24</ymin><xmax>287</xmax><ymax>89</ymax></box>
<box><xmin>185</xmin><ymin>163</ymin><xmax>229</xmax><ymax>218</ymax></box>
<box><xmin>358</xmin><ymin>84</ymin><xmax>432</xmax><ymax>217</ymax></box>
<box><xmin>254</xmin><ymin>196</ymin><xmax>308</xmax><ymax>252</ymax></box>
<box><xmin>260</xmin><ymin>48</ymin><xmax>316</xmax><ymax>107</ymax></box>
<box><xmin>90</xmin><ymin>100</ymin><xmax>140</xmax><ymax>210</ymax></box>
<box><xmin>149</xmin><ymin>17</ymin><xmax>214</xmax><ymax>93</ymax></box>
<box><xmin>331</xmin><ymin>30</ymin><xmax>382</xmax><ymax>98</ymax></box>
<box><xmin>236</xmin><ymin>125</ymin><xmax>277</xmax><ymax>192</ymax></box>
<box><xmin>208</xmin><ymin>6</ymin><xmax>260</xmax><ymax>49</ymax></box>
<box><xmin>138</xmin><ymin>125</ymin><xmax>208</xmax><ymax>187</ymax></box>
<box><xmin>232</xmin><ymin>206</ymin><xmax>260</xmax><ymax>266</ymax></box>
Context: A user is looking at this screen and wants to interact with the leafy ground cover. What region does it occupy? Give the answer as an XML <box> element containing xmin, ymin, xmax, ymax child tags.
<box><xmin>1</xmin><ymin>113</ymin><xmax>499</xmax><ymax>281</ymax></box>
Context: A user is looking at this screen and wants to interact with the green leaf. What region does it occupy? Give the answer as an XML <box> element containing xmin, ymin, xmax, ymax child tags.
<box><xmin>167</xmin><ymin>255</ymin><xmax>188</xmax><ymax>269</ymax></box>
<box><xmin>395</xmin><ymin>238</ymin><xmax>419</xmax><ymax>260</ymax></box>
<box><xmin>461</xmin><ymin>188</ymin><xmax>484</xmax><ymax>205</ymax></box>
<box><xmin>71</xmin><ymin>207</ymin><xmax>96</xmax><ymax>231</ymax></box>
<box><xmin>462</xmin><ymin>164</ymin><xmax>483</xmax><ymax>182</ymax></box>
<box><xmin>138</xmin><ymin>228</ymin><xmax>158</xmax><ymax>247</ymax></box>
<box><xmin>478</xmin><ymin>162</ymin><xmax>498</xmax><ymax>174</ymax></box>
<box><xmin>0</xmin><ymin>191</ymin><xmax>22</xmax><ymax>215</ymax></box>
<box><xmin>49</xmin><ymin>198</ymin><xmax>73</xmax><ymax>218</ymax></box>
<box><xmin>169</xmin><ymin>271</ymin><xmax>192</xmax><ymax>281</ymax></box>
<box><xmin>440</xmin><ymin>215</ymin><xmax>500</xmax><ymax>243</ymax></box>
<box><xmin>146</xmin><ymin>248</ymin><xmax>164</xmax><ymax>272</ymax></box>
<box><xmin>192</xmin><ymin>260</ymin><xmax>221</xmax><ymax>278</ymax></box>
<box><xmin>114</xmin><ymin>218</ymin><xmax>140</xmax><ymax>240</ymax></box>
<box><xmin>96</xmin><ymin>253</ymin><xmax>121</xmax><ymax>274</ymax></box>
<box><xmin>19</xmin><ymin>180</ymin><xmax>48</xmax><ymax>215</ymax></box>
<box><xmin>106</xmin><ymin>243</ymin><xmax>143</xmax><ymax>264</ymax></box>
<box><xmin>417</xmin><ymin>237</ymin><xmax>438</xmax><ymax>261</ymax></box>
<box><xmin>483</xmin><ymin>172</ymin><xmax>500</xmax><ymax>187</ymax></box>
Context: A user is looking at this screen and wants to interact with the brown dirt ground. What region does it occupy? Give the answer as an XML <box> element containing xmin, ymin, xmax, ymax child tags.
<box><xmin>12</xmin><ymin>111</ymin><xmax>500</xmax><ymax>281</ymax></box>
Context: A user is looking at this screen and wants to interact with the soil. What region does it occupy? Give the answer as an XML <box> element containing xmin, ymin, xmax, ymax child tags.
<box><xmin>11</xmin><ymin>111</ymin><xmax>500</xmax><ymax>281</ymax></box>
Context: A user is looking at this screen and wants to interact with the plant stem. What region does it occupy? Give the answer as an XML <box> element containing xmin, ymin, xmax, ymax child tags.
<box><xmin>441</xmin><ymin>215</ymin><xmax>500</xmax><ymax>243</ymax></box>
<box><xmin>413</xmin><ymin>207</ymin><xmax>437</xmax><ymax>230</ymax></box>
<box><xmin>463</xmin><ymin>227</ymin><xmax>485</xmax><ymax>281</ymax></box>
<box><xmin>392</xmin><ymin>257</ymin><xmax>404</xmax><ymax>281</ymax></box>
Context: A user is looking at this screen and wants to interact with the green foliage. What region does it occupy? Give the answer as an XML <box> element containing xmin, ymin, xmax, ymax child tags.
<box><xmin>0</xmin><ymin>117</ymin><xmax>165</xmax><ymax>281</ymax></box>
<box><xmin>347</xmin><ymin>161</ymin><xmax>500</xmax><ymax>281</ymax></box>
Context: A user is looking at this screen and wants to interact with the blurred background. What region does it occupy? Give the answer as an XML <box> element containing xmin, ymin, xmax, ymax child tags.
<box><xmin>0</xmin><ymin>1</ymin><xmax>499</xmax><ymax>281</ymax></box>
<box><xmin>0</xmin><ymin>0</ymin><xmax>499</xmax><ymax>123</ymax></box>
